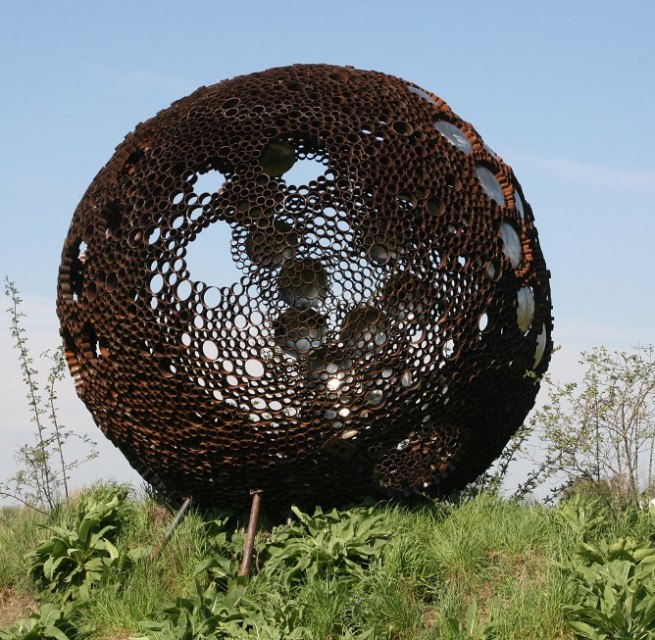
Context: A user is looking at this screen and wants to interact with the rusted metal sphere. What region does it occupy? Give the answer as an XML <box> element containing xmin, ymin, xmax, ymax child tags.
<box><xmin>57</xmin><ymin>64</ymin><xmax>553</xmax><ymax>509</ymax></box>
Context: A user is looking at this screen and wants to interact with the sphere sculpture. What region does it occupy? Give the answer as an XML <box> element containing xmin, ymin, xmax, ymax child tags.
<box><xmin>57</xmin><ymin>64</ymin><xmax>553</xmax><ymax>509</ymax></box>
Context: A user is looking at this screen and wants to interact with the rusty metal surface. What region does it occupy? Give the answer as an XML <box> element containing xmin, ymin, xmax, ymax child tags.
<box><xmin>56</xmin><ymin>64</ymin><xmax>553</xmax><ymax>509</ymax></box>
<box><xmin>239</xmin><ymin>490</ymin><xmax>263</xmax><ymax>577</ymax></box>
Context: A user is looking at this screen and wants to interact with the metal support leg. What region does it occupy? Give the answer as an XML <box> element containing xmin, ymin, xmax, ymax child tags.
<box><xmin>238</xmin><ymin>489</ymin><xmax>263</xmax><ymax>577</ymax></box>
<box><xmin>151</xmin><ymin>496</ymin><xmax>193</xmax><ymax>562</ymax></box>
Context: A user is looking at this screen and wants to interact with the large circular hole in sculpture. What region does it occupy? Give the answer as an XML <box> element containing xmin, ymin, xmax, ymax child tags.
<box><xmin>186</xmin><ymin>220</ymin><xmax>243</xmax><ymax>289</ymax></box>
<box><xmin>191</xmin><ymin>168</ymin><xmax>226</xmax><ymax>197</ymax></box>
<box><xmin>534</xmin><ymin>324</ymin><xmax>548</xmax><ymax>369</ymax></box>
<box><xmin>282</xmin><ymin>156</ymin><xmax>326</xmax><ymax>187</ymax></box>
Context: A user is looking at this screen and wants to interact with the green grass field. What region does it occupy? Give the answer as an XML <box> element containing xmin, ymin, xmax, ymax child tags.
<box><xmin>1</xmin><ymin>485</ymin><xmax>654</xmax><ymax>639</ymax></box>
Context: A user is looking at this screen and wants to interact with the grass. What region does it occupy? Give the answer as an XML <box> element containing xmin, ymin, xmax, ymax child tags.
<box><xmin>0</xmin><ymin>486</ymin><xmax>653</xmax><ymax>639</ymax></box>
<box><xmin>357</xmin><ymin>497</ymin><xmax>576</xmax><ymax>639</ymax></box>
<box><xmin>0</xmin><ymin>506</ymin><xmax>44</xmax><ymax>596</ymax></box>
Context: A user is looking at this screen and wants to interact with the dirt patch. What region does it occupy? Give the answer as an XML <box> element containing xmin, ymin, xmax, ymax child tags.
<box><xmin>423</xmin><ymin>606</ymin><xmax>438</xmax><ymax>629</ymax></box>
<box><xmin>0</xmin><ymin>587</ymin><xmax>37</xmax><ymax>630</ymax></box>
<box><xmin>473</xmin><ymin>549</ymin><xmax>551</xmax><ymax>626</ymax></box>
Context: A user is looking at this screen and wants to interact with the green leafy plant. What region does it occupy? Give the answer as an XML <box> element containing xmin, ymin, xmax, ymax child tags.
<box><xmin>557</xmin><ymin>494</ymin><xmax>609</xmax><ymax>541</ymax></box>
<box><xmin>564</xmin><ymin>536</ymin><xmax>655</xmax><ymax>639</ymax></box>
<box><xmin>2</xmin><ymin>490</ymin><xmax>593</xmax><ymax>639</ymax></box>
<box><xmin>191</xmin><ymin>514</ymin><xmax>243</xmax><ymax>588</ymax></box>
<box><xmin>134</xmin><ymin>580</ymin><xmax>311</xmax><ymax>640</ymax></box>
<box><xmin>1</xmin><ymin>278</ymin><xmax>97</xmax><ymax>513</ymax></box>
<box><xmin>261</xmin><ymin>504</ymin><xmax>390</xmax><ymax>585</ymax></box>
<box><xmin>27</xmin><ymin>487</ymin><xmax>141</xmax><ymax>601</ymax></box>
<box><xmin>0</xmin><ymin>601</ymin><xmax>83</xmax><ymax>640</ymax></box>
<box><xmin>135</xmin><ymin>580</ymin><xmax>252</xmax><ymax>640</ymax></box>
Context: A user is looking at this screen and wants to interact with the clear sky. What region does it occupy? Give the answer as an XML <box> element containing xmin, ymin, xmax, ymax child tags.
<box><xmin>1</xmin><ymin>1</ymin><xmax>653</xmax><ymax>499</ymax></box>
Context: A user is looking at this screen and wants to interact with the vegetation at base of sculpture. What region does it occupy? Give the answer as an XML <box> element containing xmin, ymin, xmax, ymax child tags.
<box><xmin>3</xmin><ymin>487</ymin><xmax>655</xmax><ymax>639</ymax></box>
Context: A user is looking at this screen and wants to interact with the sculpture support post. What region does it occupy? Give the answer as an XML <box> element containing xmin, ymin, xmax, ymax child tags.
<box><xmin>239</xmin><ymin>489</ymin><xmax>263</xmax><ymax>577</ymax></box>
<box><xmin>151</xmin><ymin>496</ymin><xmax>193</xmax><ymax>562</ymax></box>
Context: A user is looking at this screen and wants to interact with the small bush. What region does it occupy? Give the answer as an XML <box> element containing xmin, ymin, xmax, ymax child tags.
<box><xmin>260</xmin><ymin>503</ymin><xmax>390</xmax><ymax>585</ymax></box>
<box><xmin>564</xmin><ymin>536</ymin><xmax>655</xmax><ymax>639</ymax></box>
<box><xmin>0</xmin><ymin>602</ymin><xmax>82</xmax><ymax>640</ymax></box>
<box><xmin>26</xmin><ymin>485</ymin><xmax>142</xmax><ymax>602</ymax></box>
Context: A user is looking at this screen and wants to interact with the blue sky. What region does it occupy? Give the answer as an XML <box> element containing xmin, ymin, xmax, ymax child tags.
<box><xmin>1</xmin><ymin>1</ymin><xmax>653</xmax><ymax>496</ymax></box>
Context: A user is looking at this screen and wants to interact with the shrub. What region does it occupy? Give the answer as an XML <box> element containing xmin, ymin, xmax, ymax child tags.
<box><xmin>0</xmin><ymin>602</ymin><xmax>83</xmax><ymax>640</ymax></box>
<box><xmin>564</xmin><ymin>536</ymin><xmax>655</xmax><ymax>639</ymax></box>
<box><xmin>26</xmin><ymin>486</ymin><xmax>142</xmax><ymax>602</ymax></box>
<box><xmin>260</xmin><ymin>503</ymin><xmax>390</xmax><ymax>585</ymax></box>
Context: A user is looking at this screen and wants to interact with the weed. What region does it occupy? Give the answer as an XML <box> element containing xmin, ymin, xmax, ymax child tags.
<box><xmin>564</xmin><ymin>537</ymin><xmax>655</xmax><ymax>639</ymax></box>
<box><xmin>26</xmin><ymin>485</ymin><xmax>143</xmax><ymax>602</ymax></box>
<box><xmin>261</xmin><ymin>503</ymin><xmax>390</xmax><ymax>585</ymax></box>
<box><xmin>2</xmin><ymin>278</ymin><xmax>97</xmax><ymax>513</ymax></box>
<box><xmin>0</xmin><ymin>601</ymin><xmax>83</xmax><ymax>640</ymax></box>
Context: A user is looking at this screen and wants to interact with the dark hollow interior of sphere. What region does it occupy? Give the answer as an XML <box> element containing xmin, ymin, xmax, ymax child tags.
<box><xmin>57</xmin><ymin>64</ymin><xmax>553</xmax><ymax>509</ymax></box>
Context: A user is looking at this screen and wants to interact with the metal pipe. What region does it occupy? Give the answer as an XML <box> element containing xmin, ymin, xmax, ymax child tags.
<box><xmin>238</xmin><ymin>489</ymin><xmax>263</xmax><ymax>577</ymax></box>
<box><xmin>151</xmin><ymin>496</ymin><xmax>193</xmax><ymax>562</ymax></box>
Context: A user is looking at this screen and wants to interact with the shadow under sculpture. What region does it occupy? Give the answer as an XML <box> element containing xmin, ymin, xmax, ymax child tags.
<box><xmin>57</xmin><ymin>64</ymin><xmax>553</xmax><ymax>509</ymax></box>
